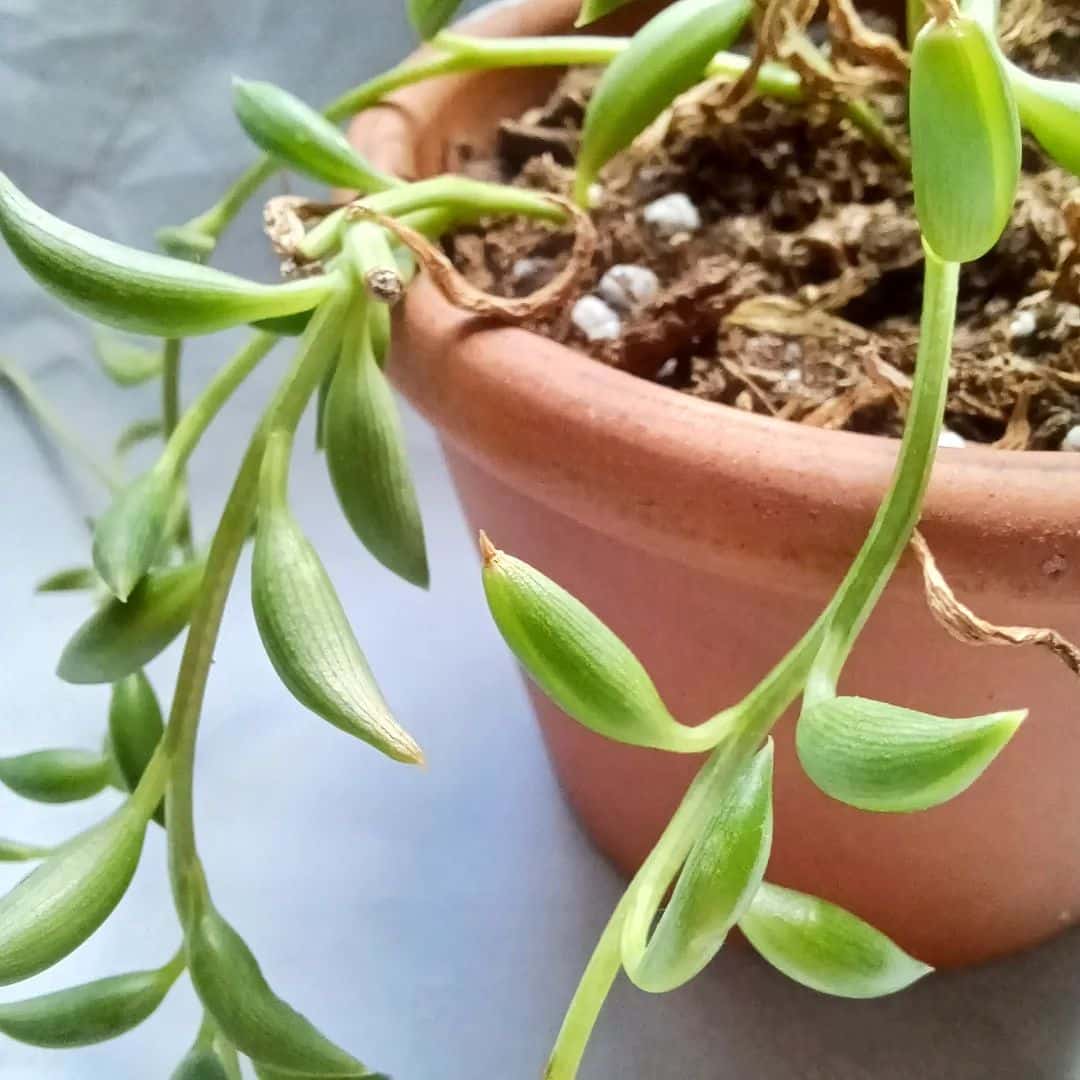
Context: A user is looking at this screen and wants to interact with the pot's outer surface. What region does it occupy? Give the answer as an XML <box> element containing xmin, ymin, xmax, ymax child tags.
<box><xmin>353</xmin><ymin>0</ymin><xmax>1080</xmax><ymax>967</ymax></box>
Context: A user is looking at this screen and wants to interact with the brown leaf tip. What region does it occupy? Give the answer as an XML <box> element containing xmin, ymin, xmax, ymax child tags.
<box><xmin>478</xmin><ymin>530</ymin><xmax>498</xmax><ymax>568</ymax></box>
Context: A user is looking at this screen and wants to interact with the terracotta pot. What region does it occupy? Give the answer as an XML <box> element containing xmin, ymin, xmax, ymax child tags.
<box><xmin>352</xmin><ymin>0</ymin><xmax>1080</xmax><ymax>968</ymax></box>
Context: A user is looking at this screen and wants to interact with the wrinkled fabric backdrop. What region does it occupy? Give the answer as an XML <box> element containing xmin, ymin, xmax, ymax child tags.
<box><xmin>2</xmin><ymin>2</ymin><xmax>1080</xmax><ymax>1077</ymax></box>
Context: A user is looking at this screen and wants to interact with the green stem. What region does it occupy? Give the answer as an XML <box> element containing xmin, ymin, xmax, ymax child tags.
<box><xmin>806</xmin><ymin>249</ymin><xmax>958</xmax><ymax>704</ymax></box>
<box><xmin>0</xmin><ymin>357</ymin><xmax>121</xmax><ymax>492</ymax></box>
<box><xmin>160</xmin><ymin>331</ymin><xmax>279</xmax><ymax>475</ymax></box>
<box><xmin>162</xmin><ymin>339</ymin><xmax>196</xmax><ymax>559</ymax></box>
<box><xmin>158</xmin><ymin>945</ymin><xmax>188</xmax><ymax>988</ymax></box>
<box><xmin>548</xmin><ymin>250</ymin><xmax>959</xmax><ymax>1076</ymax></box>
<box><xmin>175</xmin><ymin>32</ymin><xmax>869</xmax><ymax>252</ymax></box>
<box><xmin>544</xmin><ymin>895</ymin><xmax>630</xmax><ymax>1080</ymax></box>
<box><xmin>298</xmin><ymin>176</ymin><xmax>565</xmax><ymax>263</ymax></box>
<box><xmin>161</xmin><ymin>288</ymin><xmax>349</xmax><ymax>920</ymax></box>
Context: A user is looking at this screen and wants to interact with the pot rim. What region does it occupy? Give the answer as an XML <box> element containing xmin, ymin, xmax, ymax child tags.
<box><xmin>351</xmin><ymin>0</ymin><xmax>1080</xmax><ymax>601</ymax></box>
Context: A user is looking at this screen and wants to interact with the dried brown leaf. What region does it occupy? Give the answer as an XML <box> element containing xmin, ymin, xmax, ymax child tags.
<box><xmin>349</xmin><ymin>197</ymin><xmax>596</xmax><ymax>321</ymax></box>
<box><xmin>826</xmin><ymin>0</ymin><xmax>909</xmax><ymax>82</ymax></box>
<box><xmin>912</xmin><ymin>530</ymin><xmax>1080</xmax><ymax>675</ymax></box>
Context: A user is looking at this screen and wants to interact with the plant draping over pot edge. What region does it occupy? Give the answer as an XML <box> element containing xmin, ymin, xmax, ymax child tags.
<box><xmin>1</xmin><ymin>0</ymin><xmax>1079</xmax><ymax>1075</ymax></box>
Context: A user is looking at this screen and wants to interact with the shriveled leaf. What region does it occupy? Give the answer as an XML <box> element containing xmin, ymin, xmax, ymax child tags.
<box><xmin>740</xmin><ymin>883</ymin><xmax>933</xmax><ymax>998</ymax></box>
<box><xmin>797</xmin><ymin>696</ymin><xmax>1024</xmax><ymax>813</ymax></box>
<box><xmin>57</xmin><ymin>559</ymin><xmax>204</xmax><ymax>684</ymax></box>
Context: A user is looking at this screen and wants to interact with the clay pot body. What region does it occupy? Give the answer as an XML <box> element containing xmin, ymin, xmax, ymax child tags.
<box><xmin>352</xmin><ymin>0</ymin><xmax>1080</xmax><ymax>967</ymax></box>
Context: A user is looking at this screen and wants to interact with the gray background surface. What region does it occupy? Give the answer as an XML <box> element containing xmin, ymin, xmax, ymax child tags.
<box><xmin>1</xmin><ymin>1</ymin><xmax>1079</xmax><ymax>1077</ymax></box>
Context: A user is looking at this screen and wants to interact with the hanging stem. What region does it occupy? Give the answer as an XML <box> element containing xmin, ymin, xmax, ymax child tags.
<box><xmin>161</xmin><ymin>288</ymin><xmax>348</xmax><ymax>921</ymax></box>
<box><xmin>161</xmin><ymin>339</ymin><xmax>196</xmax><ymax>559</ymax></box>
<box><xmin>806</xmin><ymin>247</ymin><xmax>959</xmax><ymax>704</ymax></box>
<box><xmin>546</xmin><ymin>247</ymin><xmax>960</xmax><ymax>1078</ymax></box>
<box><xmin>160</xmin><ymin>332</ymin><xmax>279</xmax><ymax>474</ymax></box>
<box><xmin>0</xmin><ymin>356</ymin><xmax>120</xmax><ymax>492</ymax></box>
<box><xmin>171</xmin><ymin>31</ymin><xmax>891</xmax><ymax>252</ymax></box>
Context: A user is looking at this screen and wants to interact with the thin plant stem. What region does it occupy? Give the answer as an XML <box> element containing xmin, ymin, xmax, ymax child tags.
<box><xmin>806</xmin><ymin>248</ymin><xmax>959</xmax><ymax>703</ymax></box>
<box><xmin>547</xmin><ymin>249</ymin><xmax>960</xmax><ymax>1077</ymax></box>
<box><xmin>544</xmin><ymin>894</ymin><xmax>630</xmax><ymax>1080</ymax></box>
<box><xmin>174</xmin><ymin>32</ymin><xmax>891</xmax><ymax>251</ymax></box>
<box><xmin>160</xmin><ymin>331</ymin><xmax>279</xmax><ymax>475</ymax></box>
<box><xmin>0</xmin><ymin>356</ymin><xmax>120</xmax><ymax>492</ymax></box>
<box><xmin>159</xmin><ymin>945</ymin><xmax>188</xmax><ymax>988</ymax></box>
<box><xmin>160</xmin><ymin>288</ymin><xmax>348</xmax><ymax>922</ymax></box>
<box><xmin>162</xmin><ymin>339</ymin><xmax>196</xmax><ymax>559</ymax></box>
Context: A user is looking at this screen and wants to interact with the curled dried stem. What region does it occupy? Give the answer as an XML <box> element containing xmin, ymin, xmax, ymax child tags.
<box><xmin>718</xmin><ymin>0</ymin><xmax>818</xmax><ymax>115</ymax></box>
<box><xmin>263</xmin><ymin>194</ymin><xmax>341</xmax><ymax>277</ymax></box>
<box><xmin>912</xmin><ymin>530</ymin><xmax>1080</xmax><ymax>676</ymax></box>
<box><xmin>826</xmin><ymin>0</ymin><xmax>909</xmax><ymax>81</ymax></box>
<box><xmin>348</xmin><ymin>196</ymin><xmax>596</xmax><ymax>321</ymax></box>
<box><xmin>924</xmin><ymin>0</ymin><xmax>960</xmax><ymax>23</ymax></box>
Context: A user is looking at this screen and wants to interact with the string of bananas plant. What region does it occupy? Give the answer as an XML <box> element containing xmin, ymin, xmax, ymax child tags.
<box><xmin>0</xmin><ymin>0</ymin><xmax>1077</xmax><ymax>1075</ymax></box>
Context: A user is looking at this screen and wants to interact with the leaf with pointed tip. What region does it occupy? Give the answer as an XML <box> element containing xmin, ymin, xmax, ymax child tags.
<box><xmin>57</xmin><ymin>560</ymin><xmax>204</xmax><ymax>684</ymax></box>
<box><xmin>0</xmin><ymin>801</ymin><xmax>150</xmax><ymax>985</ymax></box>
<box><xmin>0</xmin><ymin>173</ymin><xmax>335</xmax><ymax>337</ymax></box>
<box><xmin>0</xmin><ymin>748</ymin><xmax>111</xmax><ymax>804</ymax></box>
<box><xmin>407</xmin><ymin>0</ymin><xmax>464</xmax><ymax>39</ymax></box>
<box><xmin>34</xmin><ymin>566</ymin><xmax>99</xmax><ymax>593</ymax></box>
<box><xmin>623</xmin><ymin>742</ymin><xmax>773</xmax><ymax>993</ymax></box>
<box><xmin>481</xmin><ymin>539</ymin><xmax>697</xmax><ymax>751</ymax></box>
<box><xmin>0</xmin><ymin>838</ymin><xmax>51</xmax><ymax>862</ymax></box>
<box><xmin>325</xmin><ymin>301</ymin><xmax>428</xmax><ymax>587</ymax></box>
<box><xmin>114</xmin><ymin>419</ymin><xmax>164</xmax><ymax>465</ymax></box>
<box><xmin>91</xmin><ymin>327</ymin><xmax>163</xmax><ymax>386</ymax></box>
<box><xmin>172</xmin><ymin>1049</ymin><xmax>232</xmax><ymax>1080</ymax></box>
<box><xmin>0</xmin><ymin>957</ymin><xmax>179</xmax><ymax>1047</ymax></box>
<box><xmin>232</xmin><ymin>79</ymin><xmax>396</xmax><ymax>193</ymax></box>
<box><xmin>93</xmin><ymin>465</ymin><xmax>179</xmax><ymax>600</ymax></box>
<box><xmin>108</xmin><ymin>671</ymin><xmax>165</xmax><ymax>825</ymax></box>
<box><xmin>187</xmin><ymin>887</ymin><xmax>369</xmax><ymax>1076</ymax></box>
<box><xmin>574</xmin><ymin>0</ymin><xmax>752</xmax><ymax>201</ymax></box>
<box><xmin>740</xmin><ymin>883</ymin><xmax>933</xmax><ymax>998</ymax></box>
<box><xmin>156</xmin><ymin>224</ymin><xmax>217</xmax><ymax>263</ymax></box>
<box><xmin>251</xmin><ymin>500</ymin><xmax>423</xmax><ymax>764</ymax></box>
<box><xmin>576</xmin><ymin>0</ymin><xmax>645</xmax><ymax>25</ymax></box>
<box><xmin>797</xmin><ymin>696</ymin><xmax>1024</xmax><ymax>813</ymax></box>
